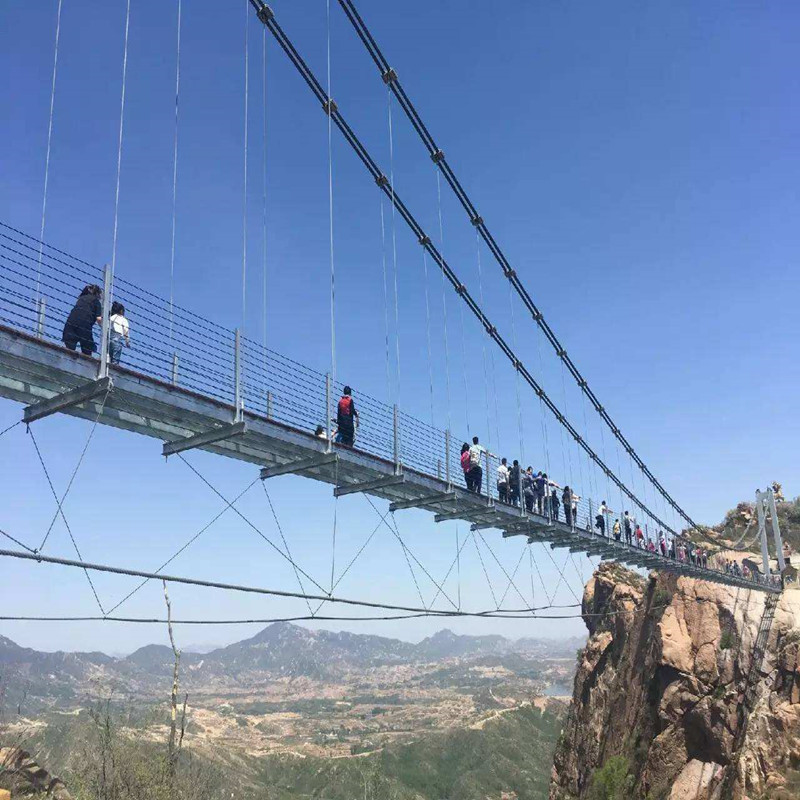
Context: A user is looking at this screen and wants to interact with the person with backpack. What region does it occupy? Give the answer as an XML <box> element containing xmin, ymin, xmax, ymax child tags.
<box><xmin>550</xmin><ymin>487</ymin><xmax>560</xmax><ymax>522</ymax></box>
<box><xmin>562</xmin><ymin>486</ymin><xmax>573</xmax><ymax>527</ymax></box>
<box><xmin>336</xmin><ymin>385</ymin><xmax>359</xmax><ymax>447</ymax></box>
<box><xmin>509</xmin><ymin>460</ymin><xmax>522</xmax><ymax>506</ymax></box>
<box><xmin>623</xmin><ymin>511</ymin><xmax>632</xmax><ymax>545</ymax></box>
<box><xmin>612</xmin><ymin>518</ymin><xmax>622</xmax><ymax>542</ymax></box>
<box><xmin>523</xmin><ymin>467</ymin><xmax>535</xmax><ymax>512</ymax></box>
<box><xmin>534</xmin><ymin>471</ymin><xmax>547</xmax><ymax>515</ymax></box>
<box><xmin>468</xmin><ymin>436</ymin><xmax>485</xmax><ymax>494</ymax></box>
<box><xmin>460</xmin><ymin>443</ymin><xmax>472</xmax><ymax>490</ymax></box>
<box><xmin>497</xmin><ymin>458</ymin><xmax>510</xmax><ymax>503</ymax></box>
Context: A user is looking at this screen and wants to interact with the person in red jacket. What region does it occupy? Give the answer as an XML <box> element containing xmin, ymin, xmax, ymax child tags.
<box><xmin>336</xmin><ymin>386</ymin><xmax>359</xmax><ymax>446</ymax></box>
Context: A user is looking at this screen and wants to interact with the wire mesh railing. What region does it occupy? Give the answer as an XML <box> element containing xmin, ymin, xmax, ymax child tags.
<box><xmin>0</xmin><ymin>222</ymin><xmax>781</xmax><ymax>591</ymax></box>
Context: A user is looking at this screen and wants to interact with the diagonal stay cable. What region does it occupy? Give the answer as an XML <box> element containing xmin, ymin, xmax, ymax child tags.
<box><xmin>0</xmin><ymin>528</ymin><xmax>38</xmax><ymax>554</ymax></box>
<box><xmin>176</xmin><ymin>454</ymin><xmax>329</xmax><ymax>595</ymax></box>
<box><xmin>262</xmin><ymin>482</ymin><xmax>314</xmax><ymax>616</ymax></box>
<box><xmin>31</xmin><ymin>385</ymin><xmax>111</xmax><ymax>554</ymax></box>
<box><xmin>0</xmin><ymin>420</ymin><xmax>22</xmax><ymax>439</ymax></box>
<box><xmin>363</xmin><ymin>495</ymin><xmax>457</xmax><ymax>610</ymax></box>
<box><xmin>106</xmin><ymin>476</ymin><xmax>261</xmax><ymax>615</ymax></box>
<box><xmin>497</xmin><ymin>546</ymin><xmax>528</xmax><ymax>609</ymax></box>
<box><xmin>27</xmin><ymin>425</ymin><xmax>107</xmax><ymax>614</ymax></box>
<box><xmin>540</xmin><ymin>544</ymin><xmax>582</xmax><ymax>605</ymax></box>
<box><xmin>477</xmin><ymin>531</ymin><xmax>529</xmax><ymax>608</ymax></box>
<box><xmin>528</xmin><ymin>543</ymin><xmax>553</xmax><ymax>606</ymax></box>
<box><xmin>428</xmin><ymin>525</ymin><xmax>472</xmax><ymax>610</ymax></box>
<box><xmin>471</xmin><ymin>531</ymin><xmax>499</xmax><ymax>609</ymax></box>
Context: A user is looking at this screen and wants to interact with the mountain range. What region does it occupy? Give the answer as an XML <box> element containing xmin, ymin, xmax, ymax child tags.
<box><xmin>0</xmin><ymin>623</ymin><xmax>581</xmax><ymax>706</ymax></box>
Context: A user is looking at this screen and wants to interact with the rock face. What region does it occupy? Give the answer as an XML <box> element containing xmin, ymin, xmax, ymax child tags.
<box><xmin>549</xmin><ymin>562</ymin><xmax>800</xmax><ymax>800</ymax></box>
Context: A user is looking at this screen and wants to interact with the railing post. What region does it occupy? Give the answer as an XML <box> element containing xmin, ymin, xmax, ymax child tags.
<box><xmin>485</xmin><ymin>450</ymin><xmax>492</xmax><ymax>505</ymax></box>
<box><xmin>234</xmin><ymin>329</ymin><xmax>242</xmax><ymax>422</ymax></box>
<box><xmin>97</xmin><ymin>264</ymin><xmax>112</xmax><ymax>379</ymax></box>
<box><xmin>445</xmin><ymin>429</ymin><xmax>451</xmax><ymax>487</ymax></box>
<box><xmin>588</xmin><ymin>499</ymin><xmax>593</xmax><ymax>534</ymax></box>
<box><xmin>325</xmin><ymin>374</ymin><xmax>332</xmax><ymax>453</ymax></box>
<box><xmin>171</xmin><ymin>352</ymin><xmax>179</xmax><ymax>386</ymax></box>
<box><xmin>266</xmin><ymin>391</ymin><xmax>273</xmax><ymax>420</ymax></box>
<box><xmin>437</xmin><ymin>459</ymin><xmax>442</xmax><ymax>480</ymax></box>
<box><xmin>393</xmin><ymin>404</ymin><xmax>400</xmax><ymax>474</ymax></box>
<box><xmin>36</xmin><ymin>297</ymin><xmax>46</xmax><ymax>338</ymax></box>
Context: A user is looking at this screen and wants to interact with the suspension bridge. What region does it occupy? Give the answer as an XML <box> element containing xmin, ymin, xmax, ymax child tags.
<box><xmin>0</xmin><ymin>0</ymin><xmax>785</xmax><ymax>636</ymax></box>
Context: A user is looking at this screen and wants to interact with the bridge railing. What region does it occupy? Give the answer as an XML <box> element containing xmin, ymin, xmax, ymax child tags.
<box><xmin>0</xmin><ymin>223</ymin><xmax>783</xmax><ymax>592</ymax></box>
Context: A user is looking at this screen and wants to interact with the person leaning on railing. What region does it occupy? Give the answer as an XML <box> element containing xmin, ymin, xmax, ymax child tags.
<box><xmin>62</xmin><ymin>284</ymin><xmax>102</xmax><ymax>355</ymax></box>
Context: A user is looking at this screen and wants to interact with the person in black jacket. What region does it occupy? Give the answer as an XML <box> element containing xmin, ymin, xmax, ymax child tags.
<box><xmin>63</xmin><ymin>284</ymin><xmax>102</xmax><ymax>355</ymax></box>
<box><xmin>509</xmin><ymin>460</ymin><xmax>521</xmax><ymax>506</ymax></box>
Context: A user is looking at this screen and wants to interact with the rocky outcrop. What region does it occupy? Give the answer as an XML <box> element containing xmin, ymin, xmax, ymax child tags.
<box><xmin>0</xmin><ymin>747</ymin><xmax>73</xmax><ymax>799</ymax></box>
<box><xmin>550</xmin><ymin>562</ymin><xmax>800</xmax><ymax>800</ymax></box>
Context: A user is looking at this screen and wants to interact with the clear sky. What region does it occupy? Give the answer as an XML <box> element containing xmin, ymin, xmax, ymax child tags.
<box><xmin>1</xmin><ymin>0</ymin><xmax>798</xmax><ymax>655</ymax></box>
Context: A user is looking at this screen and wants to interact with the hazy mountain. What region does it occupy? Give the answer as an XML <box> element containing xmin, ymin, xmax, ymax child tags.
<box><xmin>0</xmin><ymin>624</ymin><xmax>582</xmax><ymax>703</ymax></box>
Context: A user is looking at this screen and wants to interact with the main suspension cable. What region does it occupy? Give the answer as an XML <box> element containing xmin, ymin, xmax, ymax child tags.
<box><xmin>334</xmin><ymin>0</ymin><xmax>697</xmax><ymax>531</ymax></box>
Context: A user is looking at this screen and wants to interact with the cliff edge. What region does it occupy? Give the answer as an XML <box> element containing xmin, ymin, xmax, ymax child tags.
<box><xmin>550</xmin><ymin>562</ymin><xmax>800</xmax><ymax>800</ymax></box>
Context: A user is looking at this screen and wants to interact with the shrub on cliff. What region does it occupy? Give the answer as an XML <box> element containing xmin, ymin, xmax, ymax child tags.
<box><xmin>587</xmin><ymin>755</ymin><xmax>632</xmax><ymax>800</ymax></box>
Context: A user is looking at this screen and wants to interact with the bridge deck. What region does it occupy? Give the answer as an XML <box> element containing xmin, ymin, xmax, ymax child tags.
<box><xmin>0</xmin><ymin>324</ymin><xmax>778</xmax><ymax>595</ymax></box>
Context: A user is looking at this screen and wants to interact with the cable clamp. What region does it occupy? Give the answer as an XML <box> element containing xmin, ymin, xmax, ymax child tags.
<box><xmin>486</xmin><ymin>324</ymin><xmax>497</xmax><ymax>336</ymax></box>
<box><xmin>536</xmin><ymin>388</ymin><xmax>544</xmax><ymax>398</ymax></box>
<box><xmin>578</xmin><ymin>379</ymin><xmax>587</xmax><ymax>388</ymax></box>
<box><xmin>456</xmin><ymin>283</ymin><xmax>466</xmax><ymax>296</ymax></box>
<box><xmin>382</xmin><ymin>67</ymin><xmax>398</xmax><ymax>84</ymax></box>
<box><xmin>257</xmin><ymin>4</ymin><xmax>274</xmax><ymax>23</ymax></box>
<box><xmin>322</xmin><ymin>98</ymin><xmax>338</xmax><ymax>116</ymax></box>
<box><xmin>431</xmin><ymin>149</ymin><xmax>445</xmax><ymax>164</ymax></box>
<box><xmin>505</xmin><ymin>269</ymin><xmax>516</xmax><ymax>280</ymax></box>
<box><xmin>418</xmin><ymin>234</ymin><xmax>431</xmax><ymax>246</ymax></box>
<box><xmin>557</xmin><ymin>348</ymin><xmax>566</xmax><ymax>358</ymax></box>
<box><xmin>375</xmin><ymin>174</ymin><xmax>389</xmax><ymax>187</ymax></box>
<box><xmin>471</xmin><ymin>215</ymin><xmax>483</xmax><ymax>227</ymax></box>
<box><xmin>532</xmin><ymin>311</ymin><xmax>542</xmax><ymax>321</ymax></box>
<box><xmin>598</xmin><ymin>406</ymin><xmax>604</xmax><ymax>413</ymax></box>
<box><xmin>513</xmin><ymin>359</ymin><xmax>521</xmax><ymax>371</ymax></box>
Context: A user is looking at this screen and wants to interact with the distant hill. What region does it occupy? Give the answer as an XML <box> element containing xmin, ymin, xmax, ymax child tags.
<box><xmin>0</xmin><ymin>623</ymin><xmax>582</xmax><ymax>706</ymax></box>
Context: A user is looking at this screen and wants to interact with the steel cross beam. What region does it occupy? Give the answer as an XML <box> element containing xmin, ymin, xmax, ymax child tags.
<box><xmin>23</xmin><ymin>376</ymin><xmax>112</xmax><ymax>424</ymax></box>
<box><xmin>162</xmin><ymin>421</ymin><xmax>248</xmax><ymax>457</ymax></box>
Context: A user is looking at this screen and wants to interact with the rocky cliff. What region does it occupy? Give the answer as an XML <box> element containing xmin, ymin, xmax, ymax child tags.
<box><xmin>550</xmin><ymin>562</ymin><xmax>800</xmax><ymax>800</ymax></box>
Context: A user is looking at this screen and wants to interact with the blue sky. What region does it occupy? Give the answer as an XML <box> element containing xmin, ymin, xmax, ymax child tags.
<box><xmin>1</xmin><ymin>0</ymin><xmax>798</xmax><ymax>654</ymax></box>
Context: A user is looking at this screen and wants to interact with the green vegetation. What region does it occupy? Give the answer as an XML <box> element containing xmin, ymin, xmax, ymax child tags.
<box><xmin>653</xmin><ymin>587</ymin><xmax>671</xmax><ymax>608</ymax></box>
<box><xmin>720</xmin><ymin>630</ymin><xmax>735</xmax><ymax>650</ymax></box>
<box><xmin>256</xmin><ymin>703</ymin><xmax>563</xmax><ymax>800</ymax></box>
<box><xmin>587</xmin><ymin>755</ymin><xmax>633</xmax><ymax>800</ymax></box>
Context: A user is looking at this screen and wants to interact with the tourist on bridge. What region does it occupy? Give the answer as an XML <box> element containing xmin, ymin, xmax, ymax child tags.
<box><xmin>562</xmin><ymin>486</ymin><xmax>573</xmax><ymax>527</ymax></box>
<box><xmin>523</xmin><ymin>467</ymin><xmax>535</xmax><ymax>512</ymax></box>
<box><xmin>534</xmin><ymin>471</ymin><xmax>547</xmax><ymax>515</ymax></box>
<box><xmin>635</xmin><ymin>523</ymin><xmax>644</xmax><ymax>548</ymax></box>
<box><xmin>497</xmin><ymin>458</ymin><xmax>510</xmax><ymax>504</ymax></box>
<box><xmin>336</xmin><ymin>385</ymin><xmax>359</xmax><ymax>447</ymax></box>
<box><xmin>460</xmin><ymin>443</ymin><xmax>472</xmax><ymax>490</ymax></box>
<box><xmin>108</xmin><ymin>301</ymin><xmax>130</xmax><ymax>365</ymax></box>
<box><xmin>62</xmin><ymin>284</ymin><xmax>102</xmax><ymax>355</ymax></box>
<box><xmin>612</xmin><ymin>518</ymin><xmax>621</xmax><ymax>541</ymax></box>
<box><xmin>550</xmin><ymin>487</ymin><xmax>560</xmax><ymax>521</ymax></box>
<box><xmin>659</xmin><ymin>533</ymin><xmax>667</xmax><ymax>556</ymax></box>
<box><xmin>467</xmin><ymin>437</ymin><xmax>486</xmax><ymax>494</ymax></box>
<box><xmin>509</xmin><ymin>460</ymin><xmax>522</xmax><ymax>506</ymax></box>
<box><xmin>623</xmin><ymin>511</ymin><xmax>632</xmax><ymax>545</ymax></box>
<box><xmin>595</xmin><ymin>500</ymin><xmax>610</xmax><ymax>536</ymax></box>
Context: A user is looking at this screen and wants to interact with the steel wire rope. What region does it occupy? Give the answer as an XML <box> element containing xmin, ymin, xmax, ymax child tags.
<box><xmin>27</xmin><ymin>425</ymin><xmax>107</xmax><ymax>614</ymax></box>
<box><xmin>421</xmin><ymin>248</ymin><xmax>436</xmax><ymax>429</ymax></box>
<box><xmin>471</xmin><ymin>532</ymin><xmax>499</xmax><ymax>609</ymax></box>
<box><xmin>386</xmin><ymin>88</ymin><xmax>402</xmax><ymax>445</ymax></box>
<box><xmin>427</xmin><ymin>526</ymin><xmax>472</xmax><ymax>610</ymax></box>
<box><xmin>176</xmin><ymin>453</ymin><xmax>330</xmax><ymax>595</ymax></box>
<box><xmin>335</xmin><ymin>0</ymin><xmax>697</xmax><ymax>530</ymax></box>
<box><xmin>529</xmin><ymin>545</ymin><xmax>552</xmax><ymax>606</ymax></box>
<box><xmin>540</xmin><ymin>545</ymin><xmax>582</xmax><ymax>605</ymax></box>
<box><xmin>0</xmin><ymin>420</ymin><xmax>22</xmax><ymax>440</ymax></box>
<box><xmin>497</xmin><ymin>546</ymin><xmax>528</xmax><ymax>609</ymax></box>
<box><xmin>261</xmin><ymin>21</ymin><xmax>268</xmax><ymax>365</ymax></box>
<box><xmin>29</xmin><ymin>385</ymin><xmax>111</xmax><ymax>555</ymax></box>
<box><xmin>105</xmin><ymin>476</ymin><xmax>261</xmax><ymax>615</ymax></box>
<box><xmin>508</xmin><ymin>281</ymin><xmax>525</xmax><ymax>471</ymax></box>
<box><xmin>35</xmin><ymin>0</ymin><xmax>63</xmax><ymax>305</ymax></box>
<box><xmin>476</xmin><ymin>531</ymin><xmax>530</xmax><ymax>609</ymax></box>
<box><xmin>474</xmin><ymin>228</ymin><xmax>497</xmax><ymax>458</ymax></box>
<box><xmin>110</xmin><ymin>0</ymin><xmax>131</xmax><ymax>285</ymax></box>
<box><xmin>261</xmin><ymin>483</ymin><xmax>314</xmax><ymax>615</ymax></box>
<box><xmin>168</xmin><ymin>0</ymin><xmax>182</xmax><ymax>346</ymax></box>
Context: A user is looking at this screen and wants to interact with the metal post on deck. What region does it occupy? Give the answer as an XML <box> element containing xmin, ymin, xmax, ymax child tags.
<box><xmin>171</xmin><ymin>353</ymin><xmax>179</xmax><ymax>386</ymax></box>
<box><xmin>97</xmin><ymin>264</ymin><xmax>112</xmax><ymax>379</ymax></box>
<box><xmin>266</xmin><ymin>391</ymin><xmax>273</xmax><ymax>420</ymax></box>
<box><xmin>393</xmin><ymin>404</ymin><xmax>400</xmax><ymax>474</ymax></box>
<box><xmin>588</xmin><ymin>499</ymin><xmax>593</xmax><ymax>534</ymax></box>
<box><xmin>445</xmin><ymin>429</ymin><xmax>451</xmax><ymax>487</ymax></box>
<box><xmin>325</xmin><ymin>374</ymin><xmax>332</xmax><ymax>453</ymax></box>
<box><xmin>485</xmin><ymin>450</ymin><xmax>492</xmax><ymax>505</ymax></box>
<box><xmin>234</xmin><ymin>329</ymin><xmax>242</xmax><ymax>422</ymax></box>
<box><xmin>36</xmin><ymin>297</ymin><xmax>46</xmax><ymax>338</ymax></box>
